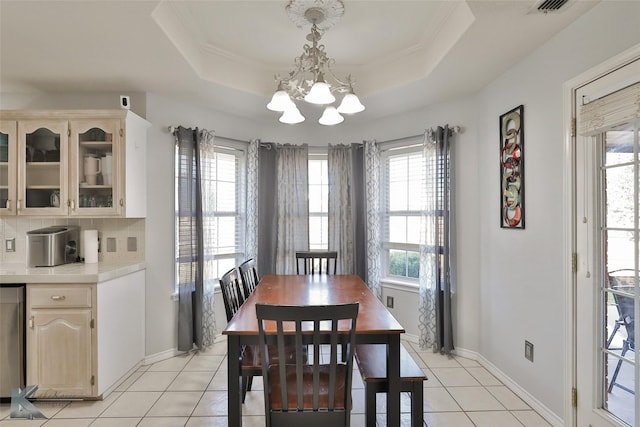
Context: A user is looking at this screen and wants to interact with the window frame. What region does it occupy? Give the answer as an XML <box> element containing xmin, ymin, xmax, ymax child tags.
<box><xmin>380</xmin><ymin>141</ymin><xmax>425</xmax><ymax>284</ymax></box>
<box><xmin>308</xmin><ymin>150</ymin><xmax>329</xmax><ymax>251</ymax></box>
<box><xmin>174</xmin><ymin>138</ymin><xmax>247</xmax><ymax>292</ymax></box>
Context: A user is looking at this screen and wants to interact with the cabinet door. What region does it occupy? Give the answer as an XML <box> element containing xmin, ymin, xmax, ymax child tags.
<box><xmin>0</xmin><ymin>120</ymin><xmax>17</xmax><ymax>215</ymax></box>
<box><xmin>69</xmin><ymin>119</ymin><xmax>120</xmax><ymax>216</ymax></box>
<box><xmin>27</xmin><ymin>308</ymin><xmax>95</xmax><ymax>397</ymax></box>
<box><xmin>18</xmin><ymin>120</ymin><xmax>69</xmax><ymax>215</ymax></box>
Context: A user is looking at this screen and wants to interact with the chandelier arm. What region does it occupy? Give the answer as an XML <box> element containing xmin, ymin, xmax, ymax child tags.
<box><xmin>268</xmin><ymin>0</ymin><xmax>363</xmax><ymax>124</ymax></box>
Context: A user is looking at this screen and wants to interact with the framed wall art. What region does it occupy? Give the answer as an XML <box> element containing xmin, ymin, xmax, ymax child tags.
<box><xmin>499</xmin><ymin>105</ymin><xmax>524</xmax><ymax>229</ymax></box>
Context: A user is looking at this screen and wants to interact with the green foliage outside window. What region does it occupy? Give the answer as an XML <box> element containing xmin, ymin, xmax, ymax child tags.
<box><xmin>389</xmin><ymin>250</ymin><xmax>420</xmax><ymax>278</ymax></box>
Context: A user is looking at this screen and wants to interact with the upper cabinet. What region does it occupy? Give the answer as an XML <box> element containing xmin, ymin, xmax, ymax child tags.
<box><xmin>0</xmin><ymin>110</ymin><xmax>150</xmax><ymax>218</ymax></box>
<box><xmin>0</xmin><ymin>120</ymin><xmax>18</xmax><ymax>215</ymax></box>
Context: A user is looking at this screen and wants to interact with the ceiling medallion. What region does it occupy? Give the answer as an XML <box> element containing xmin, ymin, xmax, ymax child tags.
<box><xmin>267</xmin><ymin>0</ymin><xmax>365</xmax><ymax>125</ymax></box>
<box><xmin>285</xmin><ymin>0</ymin><xmax>345</xmax><ymax>31</ymax></box>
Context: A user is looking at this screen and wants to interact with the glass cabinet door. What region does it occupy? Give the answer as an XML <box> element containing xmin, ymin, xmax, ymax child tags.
<box><xmin>18</xmin><ymin>120</ymin><xmax>68</xmax><ymax>215</ymax></box>
<box><xmin>0</xmin><ymin>121</ymin><xmax>17</xmax><ymax>215</ymax></box>
<box><xmin>69</xmin><ymin>120</ymin><xmax>120</xmax><ymax>216</ymax></box>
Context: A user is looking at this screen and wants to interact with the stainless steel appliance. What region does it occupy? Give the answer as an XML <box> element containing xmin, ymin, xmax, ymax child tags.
<box><xmin>0</xmin><ymin>285</ymin><xmax>25</xmax><ymax>400</ymax></box>
<box><xmin>27</xmin><ymin>226</ymin><xmax>80</xmax><ymax>267</ymax></box>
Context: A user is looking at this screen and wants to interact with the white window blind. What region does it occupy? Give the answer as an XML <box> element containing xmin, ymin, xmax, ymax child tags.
<box><xmin>308</xmin><ymin>156</ymin><xmax>328</xmax><ymax>250</ymax></box>
<box><xmin>200</xmin><ymin>145</ymin><xmax>246</xmax><ymax>278</ymax></box>
<box><xmin>580</xmin><ymin>81</ymin><xmax>640</xmax><ymax>136</ymax></box>
<box><xmin>381</xmin><ymin>143</ymin><xmax>425</xmax><ymax>280</ymax></box>
<box><xmin>175</xmin><ymin>141</ymin><xmax>246</xmax><ymax>292</ymax></box>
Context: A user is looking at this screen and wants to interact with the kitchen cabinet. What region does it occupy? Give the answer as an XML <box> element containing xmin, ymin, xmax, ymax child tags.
<box><xmin>26</xmin><ymin>284</ymin><xmax>96</xmax><ymax>398</ymax></box>
<box><xmin>26</xmin><ymin>269</ymin><xmax>145</xmax><ymax>399</ymax></box>
<box><xmin>0</xmin><ymin>110</ymin><xmax>149</xmax><ymax>218</ymax></box>
<box><xmin>0</xmin><ymin>121</ymin><xmax>17</xmax><ymax>215</ymax></box>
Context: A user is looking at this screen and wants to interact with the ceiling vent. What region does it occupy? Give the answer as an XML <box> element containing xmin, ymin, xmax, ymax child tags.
<box><xmin>535</xmin><ymin>0</ymin><xmax>570</xmax><ymax>13</ymax></box>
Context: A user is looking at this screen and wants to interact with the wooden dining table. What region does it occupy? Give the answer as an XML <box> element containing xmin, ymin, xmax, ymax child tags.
<box><xmin>222</xmin><ymin>274</ymin><xmax>406</xmax><ymax>427</ymax></box>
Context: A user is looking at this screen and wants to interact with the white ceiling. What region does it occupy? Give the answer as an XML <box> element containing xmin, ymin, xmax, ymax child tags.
<box><xmin>0</xmin><ymin>0</ymin><xmax>598</xmax><ymax>125</ymax></box>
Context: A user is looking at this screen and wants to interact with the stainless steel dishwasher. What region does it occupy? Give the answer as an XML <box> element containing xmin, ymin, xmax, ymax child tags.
<box><xmin>0</xmin><ymin>285</ymin><xmax>25</xmax><ymax>400</ymax></box>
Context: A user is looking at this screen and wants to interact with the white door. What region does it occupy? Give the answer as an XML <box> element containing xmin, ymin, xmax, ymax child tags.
<box><xmin>575</xmin><ymin>57</ymin><xmax>640</xmax><ymax>427</ymax></box>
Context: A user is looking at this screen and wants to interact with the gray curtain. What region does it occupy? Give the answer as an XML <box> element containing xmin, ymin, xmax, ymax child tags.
<box><xmin>257</xmin><ymin>143</ymin><xmax>277</xmax><ymax>276</ymax></box>
<box><xmin>328</xmin><ymin>144</ymin><xmax>354</xmax><ymax>274</ymax></box>
<box><xmin>175</xmin><ymin>126</ymin><xmax>204</xmax><ymax>352</ymax></box>
<box><xmin>351</xmin><ymin>144</ymin><xmax>367</xmax><ymax>280</ymax></box>
<box><xmin>245</xmin><ymin>140</ymin><xmax>259</xmax><ymax>263</ymax></box>
<box><xmin>418</xmin><ymin>125</ymin><xmax>455</xmax><ymax>354</ymax></box>
<box><xmin>256</xmin><ymin>143</ymin><xmax>309</xmax><ymax>274</ymax></box>
<box><xmin>276</xmin><ymin>144</ymin><xmax>309</xmax><ymax>274</ymax></box>
<box><xmin>364</xmin><ymin>140</ymin><xmax>382</xmax><ymax>298</ymax></box>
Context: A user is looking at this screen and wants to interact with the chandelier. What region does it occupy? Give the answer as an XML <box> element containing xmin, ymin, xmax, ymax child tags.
<box><xmin>267</xmin><ymin>0</ymin><xmax>365</xmax><ymax>125</ymax></box>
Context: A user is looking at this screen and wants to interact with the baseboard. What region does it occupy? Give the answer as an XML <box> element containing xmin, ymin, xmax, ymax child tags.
<box><xmin>143</xmin><ymin>347</ymin><xmax>186</xmax><ymax>365</ymax></box>
<box><xmin>454</xmin><ymin>347</ymin><xmax>564</xmax><ymax>427</ymax></box>
<box><xmin>100</xmin><ymin>361</ymin><xmax>143</xmax><ymax>399</ymax></box>
<box><xmin>398</xmin><ymin>336</ymin><xmax>563</xmax><ymax>427</ymax></box>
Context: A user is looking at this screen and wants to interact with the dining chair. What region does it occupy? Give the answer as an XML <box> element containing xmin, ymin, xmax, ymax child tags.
<box><xmin>607</xmin><ymin>270</ymin><xmax>635</xmax><ymax>394</ymax></box>
<box><xmin>238</xmin><ymin>258</ymin><xmax>259</xmax><ymax>299</ymax></box>
<box><xmin>219</xmin><ymin>268</ymin><xmax>256</xmax><ymax>402</ymax></box>
<box><xmin>295</xmin><ymin>250</ymin><xmax>338</xmax><ymax>275</ymax></box>
<box><xmin>220</xmin><ymin>267</ymin><xmax>304</xmax><ymax>403</ymax></box>
<box><xmin>256</xmin><ymin>302</ymin><xmax>359</xmax><ymax>427</ymax></box>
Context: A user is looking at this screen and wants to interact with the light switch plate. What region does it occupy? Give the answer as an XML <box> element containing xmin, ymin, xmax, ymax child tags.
<box><xmin>525</xmin><ymin>340</ymin><xmax>534</xmax><ymax>362</ymax></box>
<box><xmin>127</xmin><ymin>237</ymin><xmax>137</xmax><ymax>252</ymax></box>
<box><xmin>5</xmin><ymin>238</ymin><xmax>15</xmax><ymax>252</ymax></box>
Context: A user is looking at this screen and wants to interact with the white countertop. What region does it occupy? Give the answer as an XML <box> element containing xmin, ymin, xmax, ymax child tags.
<box><xmin>0</xmin><ymin>261</ymin><xmax>146</xmax><ymax>284</ymax></box>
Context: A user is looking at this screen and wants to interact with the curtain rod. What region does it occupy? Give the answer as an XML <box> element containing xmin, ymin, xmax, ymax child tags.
<box><xmin>167</xmin><ymin>126</ymin><xmax>250</xmax><ymax>145</ymax></box>
<box><xmin>376</xmin><ymin>125</ymin><xmax>461</xmax><ymax>145</ymax></box>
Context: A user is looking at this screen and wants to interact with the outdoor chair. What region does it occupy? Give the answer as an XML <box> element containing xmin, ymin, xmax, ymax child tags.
<box><xmin>607</xmin><ymin>269</ymin><xmax>635</xmax><ymax>395</ymax></box>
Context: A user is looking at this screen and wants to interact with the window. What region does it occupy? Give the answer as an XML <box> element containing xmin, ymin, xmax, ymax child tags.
<box><xmin>308</xmin><ymin>155</ymin><xmax>328</xmax><ymax>250</ymax></box>
<box><xmin>201</xmin><ymin>146</ymin><xmax>246</xmax><ymax>278</ymax></box>
<box><xmin>381</xmin><ymin>144</ymin><xmax>425</xmax><ymax>281</ymax></box>
<box><xmin>175</xmin><ymin>140</ymin><xmax>246</xmax><ymax>292</ymax></box>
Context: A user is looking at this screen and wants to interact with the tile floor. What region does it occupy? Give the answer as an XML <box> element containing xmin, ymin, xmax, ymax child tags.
<box><xmin>0</xmin><ymin>336</ymin><xmax>552</xmax><ymax>426</ymax></box>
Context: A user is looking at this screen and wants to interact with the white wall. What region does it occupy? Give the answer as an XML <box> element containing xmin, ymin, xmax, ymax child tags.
<box><xmin>3</xmin><ymin>3</ymin><xmax>640</xmax><ymax>421</ymax></box>
<box><xmin>349</xmin><ymin>97</ymin><xmax>482</xmax><ymax>353</ymax></box>
<box><xmin>475</xmin><ymin>1</ymin><xmax>640</xmax><ymax>419</ymax></box>
<box><xmin>0</xmin><ymin>92</ymin><xmax>147</xmax><ymax>118</ymax></box>
<box><xmin>143</xmin><ymin>93</ymin><xmax>273</xmax><ymax>355</ymax></box>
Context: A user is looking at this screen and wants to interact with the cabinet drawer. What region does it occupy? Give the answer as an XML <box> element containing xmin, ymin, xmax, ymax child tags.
<box><xmin>29</xmin><ymin>286</ymin><xmax>92</xmax><ymax>308</ymax></box>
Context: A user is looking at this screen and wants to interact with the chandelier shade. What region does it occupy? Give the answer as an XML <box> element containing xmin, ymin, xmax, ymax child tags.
<box><xmin>304</xmin><ymin>80</ymin><xmax>335</xmax><ymax>105</ymax></box>
<box><xmin>337</xmin><ymin>91</ymin><xmax>365</xmax><ymax>114</ymax></box>
<box><xmin>267</xmin><ymin>89</ymin><xmax>295</xmax><ymax>112</ymax></box>
<box><xmin>279</xmin><ymin>105</ymin><xmax>305</xmax><ymax>124</ymax></box>
<box><xmin>318</xmin><ymin>106</ymin><xmax>344</xmax><ymax>126</ymax></box>
<box><xmin>267</xmin><ymin>0</ymin><xmax>364</xmax><ymax>125</ymax></box>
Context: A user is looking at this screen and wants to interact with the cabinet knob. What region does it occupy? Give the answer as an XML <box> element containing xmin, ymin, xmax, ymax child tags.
<box><xmin>51</xmin><ymin>295</ymin><xmax>66</xmax><ymax>301</ymax></box>
<box><xmin>5</xmin><ymin>199</ymin><xmax>10</xmax><ymax>210</ymax></box>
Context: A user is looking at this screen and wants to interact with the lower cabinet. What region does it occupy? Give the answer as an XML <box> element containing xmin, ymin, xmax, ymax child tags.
<box><xmin>27</xmin><ymin>284</ymin><xmax>96</xmax><ymax>398</ymax></box>
<box><xmin>26</xmin><ymin>270</ymin><xmax>145</xmax><ymax>399</ymax></box>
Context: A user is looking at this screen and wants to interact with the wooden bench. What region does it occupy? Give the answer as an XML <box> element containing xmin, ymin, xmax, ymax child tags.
<box><xmin>354</xmin><ymin>344</ymin><xmax>427</xmax><ymax>427</ymax></box>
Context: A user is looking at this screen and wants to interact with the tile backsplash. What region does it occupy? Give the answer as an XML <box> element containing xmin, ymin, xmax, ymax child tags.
<box><xmin>0</xmin><ymin>217</ymin><xmax>145</xmax><ymax>264</ymax></box>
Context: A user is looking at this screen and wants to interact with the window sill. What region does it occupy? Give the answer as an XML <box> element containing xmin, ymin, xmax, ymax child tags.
<box><xmin>381</xmin><ymin>277</ymin><xmax>419</xmax><ymax>292</ymax></box>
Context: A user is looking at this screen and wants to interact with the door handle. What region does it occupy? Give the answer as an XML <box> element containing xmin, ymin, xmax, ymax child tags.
<box><xmin>51</xmin><ymin>295</ymin><xmax>66</xmax><ymax>301</ymax></box>
<box><xmin>29</xmin><ymin>316</ymin><xmax>34</xmax><ymax>329</ymax></box>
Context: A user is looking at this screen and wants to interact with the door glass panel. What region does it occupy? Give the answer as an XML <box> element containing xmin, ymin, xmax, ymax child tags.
<box><xmin>601</xmin><ymin>123</ymin><xmax>638</xmax><ymax>426</ymax></box>
<box><xmin>605</xmin><ymin>126</ymin><xmax>634</xmax><ymax>166</ymax></box>
<box><xmin>0</xmin><ymin>131</ymin><xmax>8</xmax><ymax>208</ymax></box>
<box><xmin>78</xmin><ymin>127</ymin><xmax>113</xmax><ymax>209</ymax></box>
<box><xmin>25</xmin><ymin>128</ymin><xmax>61</xmax><ymax>208</ymax></box>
